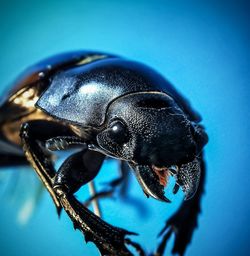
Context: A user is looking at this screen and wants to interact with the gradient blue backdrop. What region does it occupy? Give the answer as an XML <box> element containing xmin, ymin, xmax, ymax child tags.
<box><xmin>0</xmin><ymin>0</ymin><xmax>249</xmax><ymax>255</ymax></box>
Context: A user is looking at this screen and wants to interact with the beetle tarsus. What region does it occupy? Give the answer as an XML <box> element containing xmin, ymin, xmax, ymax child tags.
<box><xmin>58</xmin><ymin>191</ymin><xmax>139</xmax><ymax>256</ymax></box>
<box><xmin>45</xmin><ymin>136</ymin><xmax>87</xmax><ymax>151</ymax></box>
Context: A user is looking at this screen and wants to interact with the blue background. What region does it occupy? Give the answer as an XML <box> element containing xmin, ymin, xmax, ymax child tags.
<box><xmin>0</xmin><ymin>0</ymin><xmax>249</xmax><ymax>255</ymax></box>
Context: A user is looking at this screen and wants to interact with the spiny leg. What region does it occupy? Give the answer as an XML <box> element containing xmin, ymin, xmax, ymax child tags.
<box><xmin>47</xmin><ymin>136</ymin><xmax>103</xmax><ymax>216</ymax></box>
<box><xmin>54</xmin><ymin>149</ymin><xmax>104</xmax><ymax>217</ymax></box>
<box><xmin>20</xmin><ymin>120</ymin><xmax>145</xmax><ymax>256</ymax></box>
<box><xmin>20</xmin><ymin>120</ymin><xmax>80</xmax><ymax>213</ymax></box>
<box><xmin>156</xmin><ymin>156</ymin><xmax>206</xmax><ymax>256</ymax></box>
<box><xmin>54</xmin><ymin>149</ymin><xmax>144</xmax><ymax>256</ymax></box>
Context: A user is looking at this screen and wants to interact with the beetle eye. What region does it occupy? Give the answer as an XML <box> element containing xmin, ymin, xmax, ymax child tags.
<box><xmin>108</xmin><ymin>120</ymin><xmax>129</xmax><ymax>144</ymax></box>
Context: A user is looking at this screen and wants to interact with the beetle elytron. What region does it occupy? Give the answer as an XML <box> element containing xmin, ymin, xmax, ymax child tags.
<box><xmin>0</xmin><ymin>51</ymin><xmax>208</xmax><ymax>255</ymax></box>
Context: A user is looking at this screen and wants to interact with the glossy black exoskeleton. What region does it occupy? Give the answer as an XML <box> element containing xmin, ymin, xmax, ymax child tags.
<box><xmin>0</xmin><ymin>51</ymin><xmax>208</xmax><ymax>256</ymax></box>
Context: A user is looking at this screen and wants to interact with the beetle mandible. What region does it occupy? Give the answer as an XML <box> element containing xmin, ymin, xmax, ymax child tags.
<box><xmin>0</xmin><ymin>51</ymin><xmax>208</xmax><ymax>256</ymax></box>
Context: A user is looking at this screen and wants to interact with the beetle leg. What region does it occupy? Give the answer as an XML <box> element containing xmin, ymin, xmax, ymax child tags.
<box><xmin>20</xmin><ymin>121</ymin><xmax>144</xmax><ymax>256</ymax></box>
<box><xmin>58</xmin><ymin>190</ymin><xmax>144</xmax><ymax>256</ymax></box>
<box><xmin>20</xmin><ymin>120</ymin><xmax>78</xmax><ymax>214</ymax></box>
<box><xmin>54</xmin><ymin>149</ymin><xmax>143</xmax><ymax>255</ymax></box>
<box><xmin>54</xmin><ymin>149</ymin><xmax>104</xmax><ymax>217</ymax></box>
<box><xmin>156</xmin><ymin>156</ymin><xmax>206</xmax><ymax>256</ymax></box>
<box><xmin>53</xmin><ymin>149</ymin><xmax>103</xmax><ymax>194</ymax></box>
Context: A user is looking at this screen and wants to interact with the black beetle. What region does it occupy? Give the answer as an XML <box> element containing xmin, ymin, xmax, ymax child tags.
<box><xmin>0</xmin><ymin>51</ymin><xmax>208</xmax><ymax>256</ymax></box>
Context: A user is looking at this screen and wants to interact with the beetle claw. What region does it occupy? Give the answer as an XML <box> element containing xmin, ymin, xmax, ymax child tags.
<box><xmin>58</xmin><ymin>192</ymin><xmax>142</xmax><ymax>256</ymax></box>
